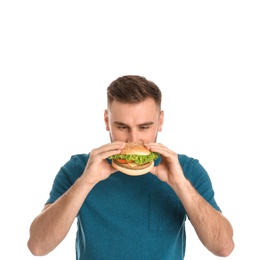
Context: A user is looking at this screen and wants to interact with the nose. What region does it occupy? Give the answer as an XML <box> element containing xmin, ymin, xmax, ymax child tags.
<box><xmin>126</xmin><ymin>129</ymin><xmax>141</xmax><ymax>143</ymax></box>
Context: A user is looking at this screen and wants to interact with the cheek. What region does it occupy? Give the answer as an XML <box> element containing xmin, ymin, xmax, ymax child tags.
<box><xmin>109</xmin><ymin>128</ymin><xmax>124</xmax><ymax>140</ymax></box>
<box><xmin>138</xmin><ymin>129</ymin><xmax>159</xmax><ymax>143</ymax></box>
<box><xmin>148</xmin><ymin>132</ymin><xmax>158</xmax><ymax>141</ymax></box>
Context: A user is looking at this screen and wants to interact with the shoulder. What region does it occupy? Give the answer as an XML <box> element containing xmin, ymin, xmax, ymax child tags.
<box><xmin>58</xmin><ymin>153</ymin><xmax>90</xmax><ymax>179</ymax></box>
<box><xmin>178</xmin><ymin>154</ymin><xmax>208</xmax><ymax>181</ymax></box>
<box><xmin>178</xmin><ymin>154</ymin><xmax>200</xmax><ymax>168</ymax></box>
<box><xmin>70</xmin><ymin>153</ymin><xmax>90</xmax><ymax>165</ymax></box>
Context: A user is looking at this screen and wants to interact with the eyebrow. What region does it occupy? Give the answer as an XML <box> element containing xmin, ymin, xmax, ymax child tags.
<box><xmin>114</xmin><ymin>121</ymin><xmax>154</xmax><ymax>127</ymax></box>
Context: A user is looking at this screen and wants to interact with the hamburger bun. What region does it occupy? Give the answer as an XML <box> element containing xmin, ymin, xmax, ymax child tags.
<box><xmin>112</xmin><ymin>160</ymin><xmax>154</xmax><ymax>176</ymax></box>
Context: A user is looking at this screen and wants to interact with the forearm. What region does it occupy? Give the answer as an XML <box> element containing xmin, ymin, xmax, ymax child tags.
<box><xmin>27</xmin><ymin>177</ymin><xmax>95</xmax><ymax>256</ymax></box>
<box><xmin>169</xmin><ymin>179</ymin><xmax>234</xmax><ymax>257</ymax></box>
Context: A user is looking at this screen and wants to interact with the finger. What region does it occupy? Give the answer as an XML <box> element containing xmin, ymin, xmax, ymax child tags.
<box><xmin>91</xmin><ymin>141</ymin><xmax>126</xmax><ymax>160</ymax></box>
<box><xmin>145</xmin><ymin>143</ymin><xmax>170</xmax><ymax>155</ymax></box>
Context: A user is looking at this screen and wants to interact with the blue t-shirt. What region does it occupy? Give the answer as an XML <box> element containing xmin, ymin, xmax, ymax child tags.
<box><xmin>46</xmin><ymin>154</ymin><xmax>220</xmax><ymax>260</ymax></box>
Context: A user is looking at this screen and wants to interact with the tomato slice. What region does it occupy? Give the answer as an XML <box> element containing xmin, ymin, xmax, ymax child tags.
<box><xmin>116</xmin><ymin>159</ymin><xmax>133</xmax><ymax>164</ymax></box>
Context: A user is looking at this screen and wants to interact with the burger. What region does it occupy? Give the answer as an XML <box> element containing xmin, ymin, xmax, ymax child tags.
<box><xmin>109</xmin><ymin>142</ymin><xmax>159</xmax><ymax>176</ymax></box>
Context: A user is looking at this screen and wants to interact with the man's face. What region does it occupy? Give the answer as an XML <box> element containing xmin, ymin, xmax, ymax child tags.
<box><xmin>104</xmin><ymin>98</ymin><xmax>164</xmax><ymax>143</ymax></box>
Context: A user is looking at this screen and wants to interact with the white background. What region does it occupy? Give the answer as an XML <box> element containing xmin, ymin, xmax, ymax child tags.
<box><xmin>0</xmin><ymin>1</ymin><xmax>259</xmax><ymax>259</ymax></box>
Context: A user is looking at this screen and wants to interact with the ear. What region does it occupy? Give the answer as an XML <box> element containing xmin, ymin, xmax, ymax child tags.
<box><xmin>104</xmin><ymin>110</ymin><xmax>110</xmax><ymax>131</ymax></box>
<box><xmin>158</xmin><ymin>110</ymin><xmax>164</xmax><ymax>132</ymax></box>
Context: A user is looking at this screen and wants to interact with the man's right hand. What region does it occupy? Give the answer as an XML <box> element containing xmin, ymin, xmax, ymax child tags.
<box><xmin>81</xmin><ymin>141</ymin><xmax>126</xmax><ymax>185</ymax></box>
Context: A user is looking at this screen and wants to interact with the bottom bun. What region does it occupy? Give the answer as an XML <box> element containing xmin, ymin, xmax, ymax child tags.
<box><xmin>112</xmin><ymin>160</ymin><xmax>154</xmax><ymax>176</ymax></box>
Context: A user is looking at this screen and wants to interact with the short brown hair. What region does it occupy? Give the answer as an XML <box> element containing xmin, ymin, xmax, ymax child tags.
<box><xmin>107</xmin><ymin>75</ymin><xmax>162</xmax><ymax>109</ymax></box>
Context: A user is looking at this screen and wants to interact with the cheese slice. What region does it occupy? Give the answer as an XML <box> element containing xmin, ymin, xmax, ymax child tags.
<box><xmin>127</xmin><ymin>162</ymin><xmax>138</xmax><ymax>168</ymax></box>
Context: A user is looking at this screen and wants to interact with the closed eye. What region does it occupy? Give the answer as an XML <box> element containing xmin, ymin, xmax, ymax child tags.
<box><xmin>114</xmin><ymin>122</ymin><xmax>129</xmax><ymax>130</ymax></box>
<box><xmin>139</xmin><ymin>122</ymin><xmax>154</xmax><ymax>130</ymax></box>
<box><xmin>118</xmin><ymin>125</ymin><xmax>128</xmax><ymax>130</ymax></box>
<box><xmin>139</xmin><ymin>125</ymin><xmax>150</xmax><ymax>130</ymax></box>
<box><xmin>113</xmin><ymin>121</ymin><xmax>154</xmax><ymax>131</ymax></box>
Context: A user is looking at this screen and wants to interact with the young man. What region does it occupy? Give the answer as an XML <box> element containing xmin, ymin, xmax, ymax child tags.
<box><xmin>27</xmin><ymin>75</ymin><xmax>234</xmax><ymax>259</ymax></box>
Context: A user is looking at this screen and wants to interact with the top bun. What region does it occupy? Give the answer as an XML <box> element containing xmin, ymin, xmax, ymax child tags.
<box><xmin>120</xmin><ymin>142</ymin><xmax>150</xmax><ymax>156</ymax></box>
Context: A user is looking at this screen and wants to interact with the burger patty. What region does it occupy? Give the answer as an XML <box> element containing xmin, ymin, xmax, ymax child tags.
<box><xmin>112</xmin><ymin>160</ymin><xmax>152</xmax><ymax>169</ymax></box>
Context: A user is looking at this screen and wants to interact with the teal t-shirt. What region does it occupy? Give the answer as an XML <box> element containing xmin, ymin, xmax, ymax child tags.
<box><xmin>46</xmin><ymin>154</ymin><xmax>220</xmax><ymax>260</ymax></box>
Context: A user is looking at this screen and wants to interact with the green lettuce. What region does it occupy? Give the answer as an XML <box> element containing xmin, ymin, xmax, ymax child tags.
<box><xmin>109</xmin><ymin>152</ymin><xmax>159</xmax><ymax>165</ymax></box>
